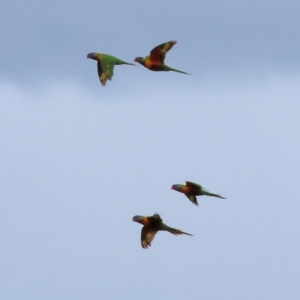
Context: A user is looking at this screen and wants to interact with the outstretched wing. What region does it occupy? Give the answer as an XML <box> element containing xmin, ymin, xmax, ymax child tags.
<box><xmin>149</xmin><ymin>40</ymin><xmax>177</xmax><ymax>64</ymax></box>
<box><xmin>97</xmin><ymin>57</ymin><xmax>115</xmax><ymax>86</ymax></box>
<box><xmin>141</xmin><ymin>226</ymin><xmax>158</xmax><ymax>249</ymax></box>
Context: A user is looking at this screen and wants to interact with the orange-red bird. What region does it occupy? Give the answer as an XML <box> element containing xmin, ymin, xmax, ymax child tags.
<box><xmin>134</xmin><ymin>40</ymin><xmax>191</xmax><ymax>74</ymax></box>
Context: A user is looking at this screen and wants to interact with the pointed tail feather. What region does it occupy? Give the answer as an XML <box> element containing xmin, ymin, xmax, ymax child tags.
<box><xmin>161</xmin><ymin>224</ymin><xmax>193</xmax><ymax>236</ymax></box>
<box><xmin>203</xmin><ymin>191</ymin><xmax>226</xmax><ymax>199</ymax></box>
<box><xmin>116</xmin><ymin>60</ymin><xmax>135</xmax><ymax>66</ymax></box>
<box><xmin>167</xmin><ymin>66</ymin><xmax>192</xmax><ymax>75</ymax></box>
<box><xmin>122</xmin><ymin>62</ymin><xmax>135</xmax><ymax>66</ymax></box>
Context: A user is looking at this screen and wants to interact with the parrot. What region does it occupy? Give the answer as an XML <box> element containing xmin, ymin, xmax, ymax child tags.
<box><xmin>87</xmin><ymin>52</ymin><xmax>134</xmax><ymax>86</ymax></box>
<box><xmin>132</xmin><ymin>213</ymin><xmax>193</xmax><ymax>249</ymax></box>
<box><xmin>134</xmin><ymin>40</ymin><xmax>191</xmax><ymax>75</ymax></box>
<box><xmin>171</xmin><ymin>181</ymin><xmax>226</xmax><ymax>206</ymax></box>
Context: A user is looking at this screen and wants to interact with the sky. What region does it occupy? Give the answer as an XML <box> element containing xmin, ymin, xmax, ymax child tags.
<box><xmin>0</xmin><ymin>1</ymin><xmax>300</xmax><ymax>299</ymax></box>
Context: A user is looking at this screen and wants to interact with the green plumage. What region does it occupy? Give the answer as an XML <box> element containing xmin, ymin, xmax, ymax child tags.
<box><xmin>186</xmin><ymin>181</ymin><xmax>226</xmax><ymax>199</ymax></box>
<box><xmin>172</xmin><ymin>181</ymin><xmax>226</xmax><ymax>206</ymax></box>
<box><xmin>87</xmin><ymin>52</ymin><xmax>134</xmax><ymax>86</ymax></box>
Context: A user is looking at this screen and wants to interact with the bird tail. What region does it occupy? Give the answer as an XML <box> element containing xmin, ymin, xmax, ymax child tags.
<box><xmin>203</xmin><ymin>191</ymin><xmax>226</xmax><ymax>199</ymax></box>
<box><xmin>122</xmin><ymin>62</ymin><xmax>135</xmax><ymax>66</ymax></box>
<box><xmin>166</xmin><ymin>65</ymin><xmax>192</xmax><ymax>75</ymax></box>
<box><xmin>161</xmin><ymin>223</ymin><xmax>193</xmax><ymax>236</ymax></box>
<box><xmin>116</xmin><ymin>59</ymin><xmax>135</xmax><ymax>66</ymax></box>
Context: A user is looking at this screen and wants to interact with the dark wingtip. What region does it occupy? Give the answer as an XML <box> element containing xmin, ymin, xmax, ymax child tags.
<box><xmin>191</xmin><ymin>200</ymin><xmax>199</xmax><ymax>206</ymax></box>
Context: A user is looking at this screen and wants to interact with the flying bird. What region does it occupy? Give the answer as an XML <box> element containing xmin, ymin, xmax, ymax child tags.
<box><xmin>171</xmin><ymin>181</ymin><xmax>226</xmax><ymax>206</ymax></box>
<box><xmin>87</xmin><ymin>53</ymin><xmax>134</xmax><ymax>86</ymax></box>
<box><xmin>132</xmin><ymin>213</ymin><xmax>193</xmax><ymax>249</ymax></box>
<box><xmin>134</xmin><ymin>40</ymin><xmax>191</xmax><ymax>75</ymax></box>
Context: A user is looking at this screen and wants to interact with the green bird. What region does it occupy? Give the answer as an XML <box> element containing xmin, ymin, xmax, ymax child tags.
<box><xmin>132</xmin><ymin>213</ymin><xmax>193</xmax><ymax>249</ymax></box>
<box><xmin>87</xmin><ymin>52</ymin><xmax>134</xmax><ymax>86</ymax></box>
<box><xmin>134</xmin><ymin>40</ymin><xmax>191</xmax><ymax>75</ymax></box>
<box><xmin>172</xmin><ymin>181</ymin><xmax>226</xmax><ymax>206</ymax></box>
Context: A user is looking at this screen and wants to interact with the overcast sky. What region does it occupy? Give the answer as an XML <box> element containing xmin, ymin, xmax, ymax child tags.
<box><xmin>0</xmin><ymin>1</ymin><xmax>300</xmax><ymax>299</ymax></box>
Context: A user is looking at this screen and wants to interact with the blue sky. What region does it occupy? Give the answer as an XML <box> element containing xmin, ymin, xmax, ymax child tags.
<box><xmin>0</xmin><ymin>1</ymin><xmax>300</xmax><ymax>299</ymax></box>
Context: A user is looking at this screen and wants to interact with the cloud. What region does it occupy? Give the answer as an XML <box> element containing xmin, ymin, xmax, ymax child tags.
<box><xmin>1</xmin><ymin>1</ymin><xmax>300</xmax><ymax>82</ymax></box>
<box><xmin>0</xmin><ymin>73</ymin><xmax>300</xmax><ymax>299</ymax></box>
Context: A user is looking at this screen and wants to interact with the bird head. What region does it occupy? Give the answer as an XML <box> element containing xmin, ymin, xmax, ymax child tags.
<box><xmin>171</xmin><ymin>184</ymin><xmax>182</xmax><ymax>191</ymax></box>
<box><xmin>87</xmin><ymin>52</ymin><xmax>98</xmax><ymax>60</ymax></box>
<box><xmin>132</xmin><ymin>215</ymin><xmax>145</xmax><ymax>224</ymax></box>
<box><xmin>134</xmin><ymin>57</ymin><xmax>144</xmax><ymax>65</ymax></box>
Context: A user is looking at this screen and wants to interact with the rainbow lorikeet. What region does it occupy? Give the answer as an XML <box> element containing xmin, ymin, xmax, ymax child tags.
<box><xmin>134</xmin><ymin>40</ymin><xmax>191</xmax><ymax>75</ymax></box>
<box><xmin>132</xmin><ymin>213</ymin><xmax>193</xmax><ymax>249</ymax></box>
<box><xmin>172</xmin><ymin>181</ymin><xmax>226</xmax><ymax>206</ymax></box>
<box><xmin>87</xmin><ymin>53</ymin><xmax>134</xmax><ymax>86</ymax></box>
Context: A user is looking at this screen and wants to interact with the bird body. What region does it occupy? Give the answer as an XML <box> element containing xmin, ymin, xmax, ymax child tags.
<box><xmin>87</xmin><ymin>52</ymin><xmax>134</xmax><ymax>86</ymax></box>
<box><xmin>134</xmin><ymin>40</ymin><xmax>191</xmax><ymax>75</ymax></box>
<box><xmin>132</xmin><ymin>213</ymin><xmax>193</xmax><ymax>249</ymax></box>
<box><xmin>171</xmin><ymin>181</ymin><xmax>226</xmax><ymax>206</ymax></box>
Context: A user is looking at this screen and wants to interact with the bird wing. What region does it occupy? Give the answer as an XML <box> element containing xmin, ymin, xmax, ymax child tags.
<box><xmin>141</xmin><ymin>226</ymin><xmax>158</xmax><ymax>249</ymax></box>
<box><xmin>97</xmin><ymin>57</ymin><xmax>115</xmax><ymax>86</ymax></box>
<box><xmin>186</xmin><ymin>181</ymin><xmax>202</xmax><ymax>189</ymax></box>
<box><xmin>186</xmin><ymin>181</ymin><xmax>224</xmax><ymax>198</ymax></box>
<box><xmin>151</xmin><ymin>213</ymin><xmax>163</xmax><ymax>222</ymax></box>
<box><xmin>185</xmin><ymin>194</ymin><xmax>198</xmax><ymax>206</ymax></box>
<box><xmin>149</xmin><ymin>40</ymin><xmax>177</xmax><ymax>64</ymax></box>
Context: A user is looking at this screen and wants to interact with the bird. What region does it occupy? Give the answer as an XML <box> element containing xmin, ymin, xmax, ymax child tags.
<box><xmin>134</xmin><ymin>40</ymin><xmax>191</xmax><ymax>75</ymax></box>
<box><xmin>171</xmin><ymin>181</ymin><xmax>226</xmax><ymax>206</ymax></box>
<box><xmin>132</xmin><ymin>213</ymin><xmax>193</xmax><ymax>249</ymax></box>
<box><xmin>87</xmin><ymin>53</ymin><xmax>134</xmax><ymax>86</ymax></box>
